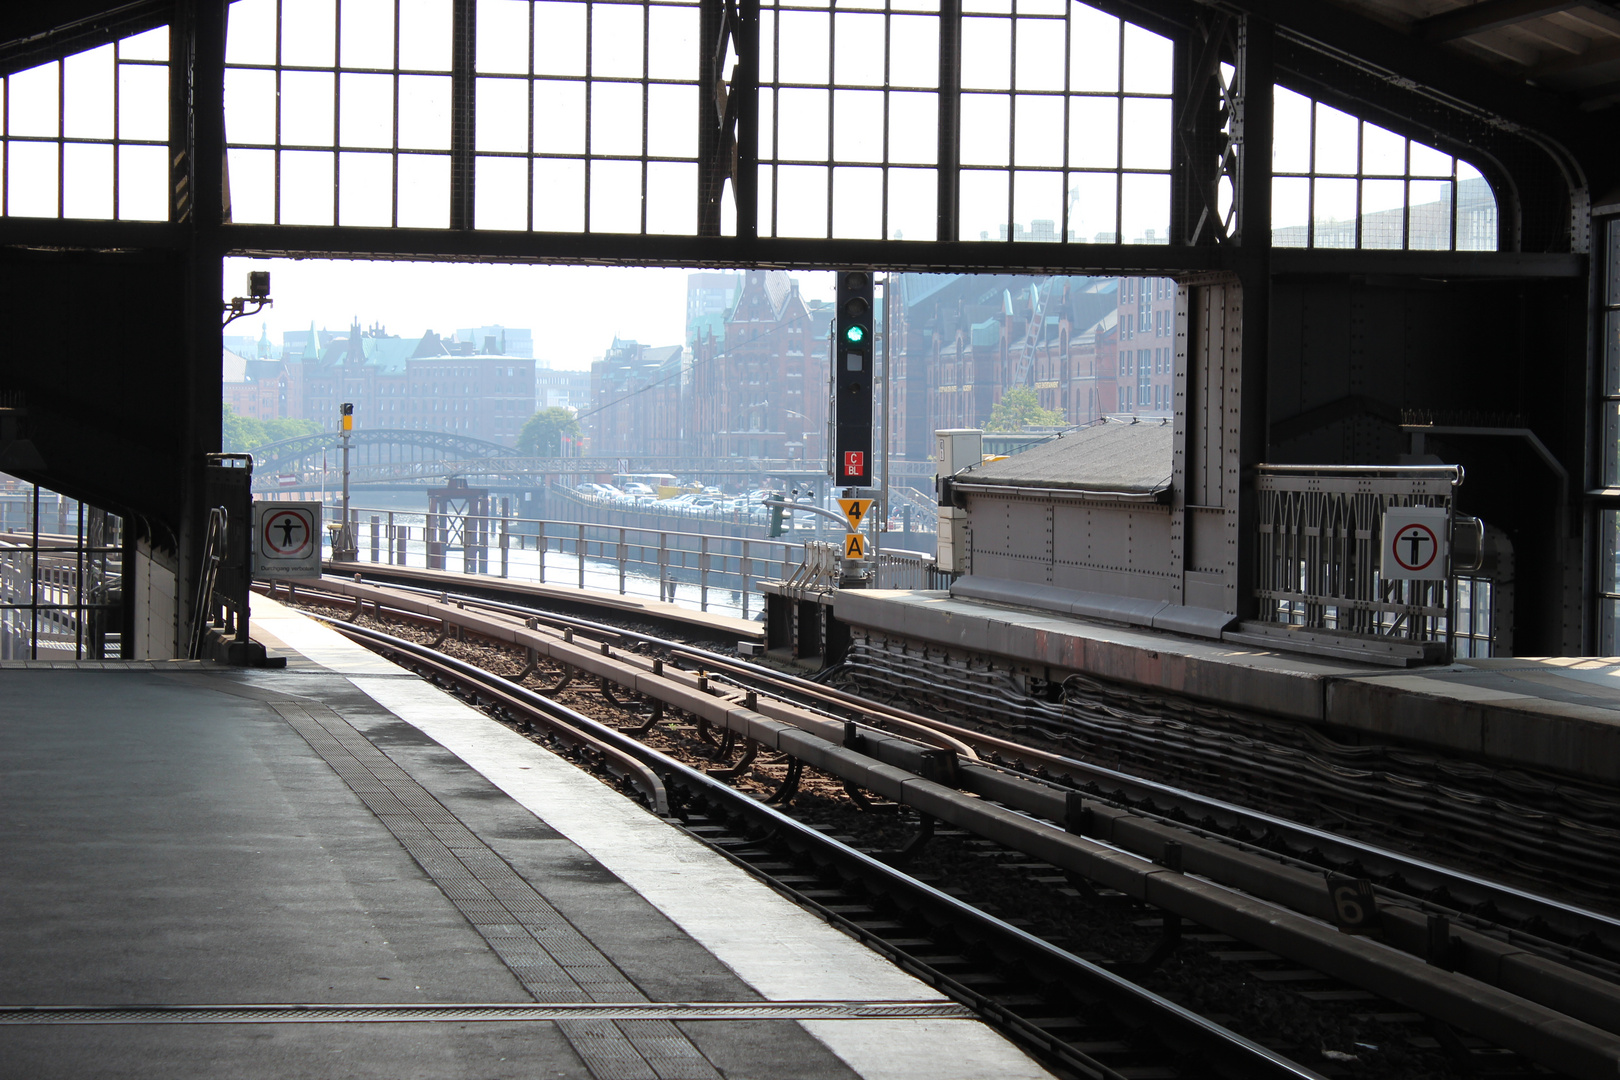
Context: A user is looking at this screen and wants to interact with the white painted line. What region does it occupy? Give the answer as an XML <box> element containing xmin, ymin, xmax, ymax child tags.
<box><xmin>253</xmin><ymin>598</ymin><xmax>1053</xmax><ymax>1080</ymax></box>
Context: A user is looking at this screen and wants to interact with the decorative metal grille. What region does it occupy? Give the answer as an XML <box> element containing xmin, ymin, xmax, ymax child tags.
<box><xmin>0</xmin><ymin>27</ymin><xmax>170</xmax><ymax>221</ymax></box>
<box><xmin>1252</xmin><ymin>465</ymin><xmax>1458</xmax><ymax>646</ymax></box>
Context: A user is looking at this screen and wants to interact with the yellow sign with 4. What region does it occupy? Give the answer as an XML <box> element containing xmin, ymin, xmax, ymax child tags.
<box><xmin>837</xmin><ymin>497</ymin><xmax>873</xmax><ymax>532</ymax></box>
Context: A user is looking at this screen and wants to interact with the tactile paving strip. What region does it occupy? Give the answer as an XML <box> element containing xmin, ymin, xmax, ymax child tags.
<box><xmin>0</xmin><ymin>1002</ymin><xmax>975</xmax><ymax>1025</ymax></box>
<box><xmin>273</xmin><ymin>702</ymin><xmax>721</xmax><ymax>1080</ymax></box>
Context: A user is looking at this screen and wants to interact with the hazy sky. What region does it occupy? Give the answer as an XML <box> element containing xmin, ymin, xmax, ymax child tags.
<box><xmin>223</xmin><ymin>257</ymin><xmax>837</xmax><ymax>367</ymax></box>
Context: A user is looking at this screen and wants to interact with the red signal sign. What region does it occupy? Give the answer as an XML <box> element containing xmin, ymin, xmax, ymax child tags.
<box><xmin>843</xmin><ymin>451</ymin><xmax>865</xmax><ymax>478</ymax></box>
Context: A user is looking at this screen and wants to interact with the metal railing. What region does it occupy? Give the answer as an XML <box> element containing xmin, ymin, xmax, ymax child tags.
<box><xmin>1252</xmin><ymin>464</ymin><xmax>1463</xmax><ymax>648</ymax></box>
<box><xmin>0</xmin><ymin>481</ymin><xmax>124</xmax><ymax>660</ymax></box>
<box><xmin>328</xmin><ymin>505</ymin><xmax>945</xmax><ymax>619</ymax></box>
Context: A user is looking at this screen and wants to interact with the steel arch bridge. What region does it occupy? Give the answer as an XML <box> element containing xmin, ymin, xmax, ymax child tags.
<box><xmin>250</xmin><ymin>430</ymin><xmax>514</xmax><ymax>478</ymax></box>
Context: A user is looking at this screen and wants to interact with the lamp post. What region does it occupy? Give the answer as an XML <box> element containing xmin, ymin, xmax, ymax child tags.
<box><xmin>333</xmin><ymin>403</ymin><xmax>357</xmax><ymax>561</ymax></box>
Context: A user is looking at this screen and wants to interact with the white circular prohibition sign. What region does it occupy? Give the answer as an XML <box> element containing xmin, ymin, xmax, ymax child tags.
<box><xmin>1390</xmin><ymin>521</ymin><xmax>1439</xmax><ymax>572</ymax></box>
<box><xmin>262</xmin><ymin>509</ymin><xmax>315</xmax><ymax>558</ymax></box>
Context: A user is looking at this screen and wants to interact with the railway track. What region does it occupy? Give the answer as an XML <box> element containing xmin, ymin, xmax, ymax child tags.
<box><xmin>266</xmin><ymin>577</ymin><xmax>1620</xmax><ymax>1078</ymax></box>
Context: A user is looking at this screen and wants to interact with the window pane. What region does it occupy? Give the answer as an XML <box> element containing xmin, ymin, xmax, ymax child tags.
<box><xmin>477</xmin><ymin>0</ymin><xmax>531</xmax><ymax>74</ymax></box>
<box><xmin>1457</xmin><ymin>160</ymin><xmax>1495</xmax><ymax>252</ymax></box>
<box><xmin>227</xmin><ymin>0</ymin><xmax>277</xmax><ymax>65</ymax></box>
<box><xmin>826</xmin><ymin>165</ymin><xmax>879</xmax><ymax>240</ymax></box>
<box><xmin>225</xmin><ymin>68</ymin><xmax>276</xmax><ymax>144</ymax></box>
<box><xmin>962</xmin><ymin>18</ymin><xmax>1011</xmax><ymax>91</ymax></box>
<box><xmin>342</xmin><ymin>0</ymin><xmax>396</xmax><ymax>69</ymax></box>
<box><xmin>1313</xmin><ymin>103</ymin><xmax>1357</xmax><ymax>174</ymax></box>
<box><xmin>120</xmin><ymin>25</ymin><xmax>169</xmax><ymax>61</ymax></box>
<box><xmin>1408</xmin><ymin>179</ymin><xmax>1451</xmax><ymax>249</ymax></box>
<box><xmin>119</xmin><ymin>143</ymin><xmax>168</xmax><ymax>220</ymax></box>
<box><xmin>281</xmin><ymin>71</ymin><xmax>335</xmax><ymax>146</ymax></box>
<box><xmin>280</xmin><ymin>150</ymin><xmax>335</xmax><ymax>225</ymax></box>
<box><xmin>961</xmin><ymin>169</ymin><xmax>1008</xmax><ymax>240</ymax></box>
<box><xmin>1361</xmin><ymin>179</ymin><xmax>1404</xmax><ymax>249</ymax></box>
<box><xmin>1121</xmin><ymin>22</ymin><xmax>1171</xmax><ymax>95</ymax></box>
<box><xmin>398</xmin><ymin>152</ymin><xmax>449</xmax><ymax>226</ymax></box>
<box><xmin>477</xmin><ymin>77</ymin><xmax>529</xmax><ymax>152</ymax></box>
<box><xmin>1312</xmin><ymin>176</ymin><xmax>1356</xmax><ymax>248</ymax></box>
<box><xmin>888</xmin><ymin>91</ymin><xmax>936</xmax><ymax>165</ymax></box>
<box><xmin>397</xmin><ymin>75</ymin><xmax>450</xmax><ymax>149</ymax></box>
<box><xmin>1069</xmin><ymin>95</ymin><xmax>1117</xmax><ymax>169</ymax></box>
<box><xmin>887</xmin><ymin>166</ymin><xmax>935</xmax><ymax>240</ymax></box>
<box><xmin>534</xmin><ymin>81</ymin><xmax>585</xmax><ymax>154</ymax></box>
<box><xmin>476</xmin><ymin>154</ymin><xmax>527</xmax><ymax>229</ymax></box>
<box><xmin>648</xmin><ymin>6</ymin><xmax>699</xmax><ymax>81</ymax></box>
<box><xmin>1605</xmin><ymin>309</ymin><xmax>1620</xmax><ymax>396</ymax></box>
<box><xmin>1014</xmin><ymin>17</ymin><xmax>1064</xmax><ymax>91</ymax></box>
<box><xmin>1120</xmin><ymin>170</ymin><xmax>1167</xmax><ymax>244</ymax></box>
<box><xmin>1069</xmin><ymin>6</ymin><xmax>1118</xmax><ymax>93</ymax></box>
<box><xmin>63</xmin><ymin>142</ymin><xmax>113</xmax><ymax>219</ymax></box>
<box><xmin>961</xmin><ymin>93</ymin><xmax>1009</xmax><ymax>167</ymax></box>
<box><xmin>1271</xmin><ymin>175</ymin><xmax>1308</xmax><ymax>247</ymax></box>
<box><xmin>533</xmin><ymin>157</ymin><xmax>584</xmax><ymax>230</ymax></box>
<box><xmin>776</xmin><ymin>88</ymin><xmax>828</xmax><ymax>161</ymax></box>
<box><xmin>590</xmin><ymin>81</ymin><xmax>643</xmax><ymax>156</ymax></box>
<box><xmin>536</xmin><ymin>1</ymin><xmax>588</xmax><ymax>76</ymax></box>
<box><xmin>1363</xmin><ymin>122</ymin><xmax>1404</xmax><ymax>176</ymax></box>
<box><xmin>776</xmin><ymin>164</ymin><xmax>828</xmax><ymax>237</ymax></box>
<box><xmin>9</xmin><ymin>62</ymin><xmax>59</xmax><ymax>138</ymax></box>
<box><xmin>777</xmin><ymin>12</ymin><xmax>829</xmax><ymax>84</ymax></box>
<box><xmin>282</xmin><ymin>0</ymin><xmax>336</xmax><ymax>68</ymax></box>
<box><xmin>8</xmin><ymin>142</ymin><xmax>59</xmax><ymax>217</ymax></box>
<box><xmin>647</xmin><ymin>84</ymin><xmax>697</xmax><ymax>159</ymax></box>
<box><xmin>1013</xmin><ymin>169</ymin><xmax>1061</xmax><ymax>240</ymax></box>
<box><xmin>119</xmin><ymin>62</ymin><xmax>169</xmax><ymax>141</ymax></box>
<box><xmin>890</xmin><ymin>16</ymin><xmax>938</xmax><ymax>89</ymax></box>
<box><xmin>646</xmin><ymin>160</ymin><xmax>695</xmax><ymax>234</ymax></box>
<box><xmin>340</xmin><ymin>73</ymin><xmax>393</xmax><ymax>148</ymax></box>
<box><xmin>592</xmin><ymin>4</ymin><xmax>646</xmax><ymax>78</ymax></box>
<box><xmin>589</xmin><ymin>158</ymin><xmax>642</xmax><ymax>232</ymax></box>
<box><xmin>1410</xmin><ymin>141</ymin><xmax>1451</xmax><ymax>177</ymax></box>
<box><xmin>339</xmin><ymin>151</ymin><xmax>392</xmax><ymax>226</ymax></box>
<box><xmin>1013</xmin><ymin>93</ymin><xmax>1062</xmax><ymax>167</ymax></box>
<box><xmin>834</xmin><ymin>13</ymin><xmax>886</xmax><ymax>88</ymax></box>
<box><xmin>64</xmin><ymin>45</ymin><xmax>114</xmax><ymax>139</ymax></box>
<box><xmin>400</xmin><ymin>0</ymin><xmax>453</xmax><ymax>71</ymax></box>
<box><xmin>1068</xmin><ymin>170</ymin><xmax>1116</xmax><ymax>241</ymax></box>
<box><xmin>833</xmin><ymin>90</ymin><xmax>884</xmax><ymax>163</ymax></box>
<box><xmin>226</xmin><ymin>147</ymin><xmax>275</xmax><ymax>222</ymax></box>
<box><xmin>1120</xmin><ymin>96</ymin><xmax>1169</xmax><ymax>170</ymax></box>
<box><xmin>1271</xmin><ymin>86</ymin><xmax>1311</xmax><ymax>174</ymax></box>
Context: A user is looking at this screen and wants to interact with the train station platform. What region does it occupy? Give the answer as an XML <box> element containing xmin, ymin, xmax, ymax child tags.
<box><xmin>834</xmin><ymin>589</ymin><xmax>1620</xmax><ymax>786</ymax></box>
<box><xmin>0</xmin><ymin>598</ymin><xmax>1049</xmax><ymax>1080</ymax></box>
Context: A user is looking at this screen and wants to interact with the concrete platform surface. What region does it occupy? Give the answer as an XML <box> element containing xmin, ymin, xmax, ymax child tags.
<box><xmin>835</xmin><ymin>589</ymin><xmax>1620</xmax><ymax>784</ymax></box>
<box><xmin>0</xmin><ymin>597</ymin><xmax>1050</xmax><ymax>1080</ymax></box>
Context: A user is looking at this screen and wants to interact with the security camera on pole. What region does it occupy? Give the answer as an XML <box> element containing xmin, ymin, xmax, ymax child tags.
<box><xmin>332</xmin><ymin>402</ymin><xmax>358</xmax><ymax>561</ymax></box>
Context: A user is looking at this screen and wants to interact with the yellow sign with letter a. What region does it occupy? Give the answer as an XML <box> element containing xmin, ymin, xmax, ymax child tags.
<box><xmin>843</xmin><ymin>532</ymin><xmax>866</xmax><ymax>560</ymax></box>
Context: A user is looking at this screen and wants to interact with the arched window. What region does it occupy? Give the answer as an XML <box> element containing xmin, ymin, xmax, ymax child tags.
<box><xmin>1271</xmin><ymin>86</ymin><xmax>1497</xmax><ymax>252</ymax></box>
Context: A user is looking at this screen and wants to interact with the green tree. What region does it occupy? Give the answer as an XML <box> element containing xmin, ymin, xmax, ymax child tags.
<box><xmin>984</xmin><ymin>386</ymin><xmax>1065</xmax><ymax>432</ymax></box>
<box><xmin>221</xmin><ymin>404</ymin><xmax>321</xmax><ymax>452</ymax></box>
<box><xmin>518</xmin><ymin>407</ymin><xmax>582</xmax><ymax>457</ymax></box>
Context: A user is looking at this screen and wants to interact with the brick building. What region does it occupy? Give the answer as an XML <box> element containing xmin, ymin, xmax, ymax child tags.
<box><xmin>687</xmin><ymin>270</ymin><xmax>829</xmax><ymax>462</ymax></box>
<box><xmin>587</xmin><ymin>339</ymin><xmax>687</xmax><ymax>457</ymax></box>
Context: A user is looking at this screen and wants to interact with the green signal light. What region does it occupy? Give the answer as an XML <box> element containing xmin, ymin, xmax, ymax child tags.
<box><xmin>845</xmin><ymin>324</ymin><xmax>867</xmax><ymax>345</ymax></box>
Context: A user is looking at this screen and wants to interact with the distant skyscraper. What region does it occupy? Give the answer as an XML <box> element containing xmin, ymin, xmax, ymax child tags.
<box><xmin>686</xmin><ymin>272</ymin><xmax>740</xmax><ymax>330</ymax></box>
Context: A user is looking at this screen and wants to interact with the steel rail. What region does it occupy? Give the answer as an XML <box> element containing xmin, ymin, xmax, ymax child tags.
<box><xmin>311</xmin><ymin>611</ymin><xmax>1326</xmax><ymax>1080</ymax></box>
<box><xmin>333</xmin><ymin>574</ymin><xmax>1620</xmax><ymax>957</ymax></box>
<box><xmin>277</xmin><ymin>583</ymin><xmax>1620</xmax><ymax>1075</ymax></box>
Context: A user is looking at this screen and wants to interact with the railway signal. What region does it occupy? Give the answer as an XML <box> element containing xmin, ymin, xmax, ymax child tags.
<box><xmin>833</xmin><ymin>270</ymin><xmax>874</xmax><ymax>487</ymax></box>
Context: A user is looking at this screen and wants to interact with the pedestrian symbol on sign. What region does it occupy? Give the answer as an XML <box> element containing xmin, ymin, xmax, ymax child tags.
<box><xmin>1380</xmin><ymin>507</ymin><xmax>1449</xmax><ymax>581</ymax></box>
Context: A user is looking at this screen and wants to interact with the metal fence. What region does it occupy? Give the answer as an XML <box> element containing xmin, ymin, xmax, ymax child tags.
<box><xmin>332</xmin><ymin>505</ymin><xmax>944</xmax><ymax>619</ymax></box>
<box><xmin>0</xmin><ymin>481</ymin><xmax>124</xmax><ymax>660</ymax></box>
<box><xmin>1252</xmin><ymin>464</ymin><xmax>1467</xmax><ymax>649</ymax></box>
